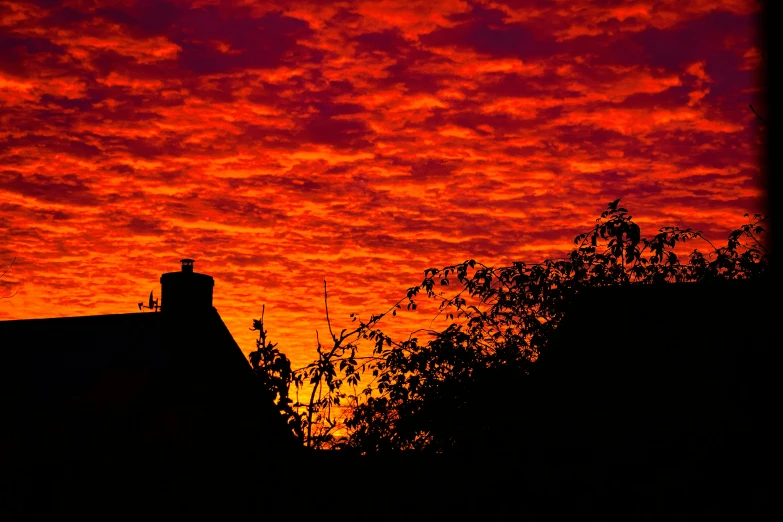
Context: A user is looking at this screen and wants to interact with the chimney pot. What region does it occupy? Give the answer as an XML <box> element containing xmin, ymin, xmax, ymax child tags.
<box><xmin>181</xmin><ymin>258</ymin><xmax>195</xmax><ymax>273</ymax></box>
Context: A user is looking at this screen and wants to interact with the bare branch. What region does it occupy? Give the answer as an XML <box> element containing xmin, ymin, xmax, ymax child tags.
<box><xmin>307</xmin><ymin>330</ymin><xmax>322</xmax><ymax>448</ymax></box>
<box><xmin>0</xmin><ymin>290</ymin><xmax>18</xmax><ymax>299</ymax></box>
<box><xmin>1</xmin><ymin>256</ymin><xmax>18</xmax><ymax>299</ymax></box>
<box><xmin>750</xmin><ymin>104</ymin><xmax>767</xmax><ymax>125</ymax></box>
<box><xmin>324</xmin><ymin>279</ymin><xmax>335</xmax><ymax>342</ymax></box>
<box><xmin>1</xmin><ymin>256</ymin><xmax>16</xmax><ymax>280</ymax></box>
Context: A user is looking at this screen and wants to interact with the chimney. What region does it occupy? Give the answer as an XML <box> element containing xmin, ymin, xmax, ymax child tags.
<box><xmin>160</xmin><ymin>259</ymin><xmax>214</xmax><ymax>314</ymax></box>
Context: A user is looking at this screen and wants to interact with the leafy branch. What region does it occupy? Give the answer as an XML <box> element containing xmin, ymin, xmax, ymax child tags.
<box><xmin>252</xmin><ymin>200</ymin><xmax>770</xmax><ymax>452</ymax></box>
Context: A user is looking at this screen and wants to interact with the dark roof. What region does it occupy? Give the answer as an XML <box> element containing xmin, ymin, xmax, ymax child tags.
<box><xmin>0</xmin><ymin>308</ymin><xmax>297</xmax><ymax>502</ymax></box>
<box><xmin>3</xmin><ymin>312</ymin><xmax>165</xmax><ymax>395</ymax></box>
<box><xmin>0</xmin><ymin>263</ymin><xmax>301</xmax><ymax>517</ymax></box>
<box><xmin>0</xmin><ymin>309</ymin><xmax>254</xmax><ymax>404</ymax></box>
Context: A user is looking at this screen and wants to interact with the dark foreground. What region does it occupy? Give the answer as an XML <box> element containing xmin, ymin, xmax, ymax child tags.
<box><xmin>2</xmin><ymin>279</ymin><xmax>774</xmax><ymax>519</ymax></box>
<box><xmin>2</xmin><ymin>437</ymin><xmax>771</xmax><ymax>520</ymax></box>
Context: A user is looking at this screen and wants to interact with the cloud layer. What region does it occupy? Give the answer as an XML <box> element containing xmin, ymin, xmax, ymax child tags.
<box><xmin>0</xmin><ymin>0</ymin><xmax>766</xmax><ymax>365</ymax></box>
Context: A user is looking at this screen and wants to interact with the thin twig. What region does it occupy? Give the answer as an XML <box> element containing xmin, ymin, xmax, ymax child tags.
<box><xmin>746</xmin><ymin>230</ymin><xmax>769</xmax><ymax>253</ymax></box>
<box><xmin>0</xmin><ymin>256</ymin><xmax>16</xmax><ymax>280</ymax></box>
<box><xmin>324</xmin><ymin>280</ymin><xmax>335</xmax><ymax>341</ymax></box>
<box><xmin>0</xmin><ymin>256</ymin><xmax>18</xmax><ymax>299</ymax></box>
<box><xmin>258</xmin><ymin>304</ymin><xmax>266</xmax><ymax>350</ymax></box>
<box><xmin>306</xmin><ymin>330</ymin><xmax>322</xmax><ymax>448</ymax></box>
<box><xmin>750</xmin><ymin>104</ymin><xmax>767</xmax><ymax>125</ymax></box>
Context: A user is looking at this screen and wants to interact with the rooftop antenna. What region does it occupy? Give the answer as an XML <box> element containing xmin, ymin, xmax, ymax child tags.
<box><xmin>138</xmin><ymin>290</ymin><xmax>159</xmax><ymax>312</ymax></box>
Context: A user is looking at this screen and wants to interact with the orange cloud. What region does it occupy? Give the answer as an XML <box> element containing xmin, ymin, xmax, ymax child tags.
<box><xmin>0</xmin><ymin>0</ymin><xmax>766</xmax><ymax>369</ymax></box>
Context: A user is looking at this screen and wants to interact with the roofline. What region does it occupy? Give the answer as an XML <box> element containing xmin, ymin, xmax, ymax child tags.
<box><xmin>0</xmin><ymin>307</ymin><xmax>222</xmax><ymax>325</ymax></box>
<box><xmin>0</xmin><ymin>312</ymin><xmax>180</xmax><ymax>326</ymax></box>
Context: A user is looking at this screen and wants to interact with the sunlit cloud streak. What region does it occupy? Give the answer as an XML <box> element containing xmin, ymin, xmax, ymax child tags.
<box><xmin>0</xmin><ymin>0</ymin><xmax>765</xmax><ymax>366</ymax></box>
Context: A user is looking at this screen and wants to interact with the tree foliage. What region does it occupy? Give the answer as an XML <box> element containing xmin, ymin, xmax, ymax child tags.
<box><xmin>248</xmin><ymin>305</ymin><xmax>304</xmax><ymax>443</ymax></box>
<box><xmin>251</xmin><ymin>200</ymin><xmax>770</xmax><ymax>452</ymax></box>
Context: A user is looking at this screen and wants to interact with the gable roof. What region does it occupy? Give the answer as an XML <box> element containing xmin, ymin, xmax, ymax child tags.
<box><xmin>0</xmin><ymin>261</ymin><xmax>303</xmax><ymax>518</ymax></box>
<box><xmin>0</xmin><ymin>307</ymin><xmax>297</xmax><ymax>478</ymax></box>
<box><xmin>0</xmin><ymin>309</ymin><xmax>254</xmax><ymax>402</ymax></box>
<box><xmin>2</xmin><ymin>312</ymin><xmax>165</xmax><ymax>395</ymax></box>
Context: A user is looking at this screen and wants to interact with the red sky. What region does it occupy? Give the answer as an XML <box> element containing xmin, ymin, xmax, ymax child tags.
<box><xmin>0</xmin><ymin>0</ymin><xmax>766</xmax><ymax>369</ymax></box>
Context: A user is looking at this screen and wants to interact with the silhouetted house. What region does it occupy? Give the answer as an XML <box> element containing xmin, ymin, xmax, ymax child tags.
<box><xmin>0</xmin><ymin>260</ymin><xmax>296</xmax><ymax>515</ymax></box>
<box><xmin>527</xmin><ymin>278</ymin><xmax>773</xmax><ymax>456</ymax></box>
<box><xmin>1</xmin><ymin>266</ymin><xmax>773</xmax><ymax>518</ymax></box>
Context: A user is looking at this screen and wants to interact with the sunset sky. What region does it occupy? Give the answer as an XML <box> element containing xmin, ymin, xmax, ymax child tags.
<box><xmin>0</xmin><ymin>0</ymin><xmax>765</xmax><ymax>368</ymax></box>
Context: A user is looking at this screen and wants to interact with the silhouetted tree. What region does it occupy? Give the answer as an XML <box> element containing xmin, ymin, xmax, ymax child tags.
<box><xmin>248</xmin><ymin>305</ymin><xmax>304</xmax><ymax>443</ymax></box>
<box><xmin>252</xmin><ymin>200</ymin><xmax>769</xmax><ymax>452</ymax></box>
